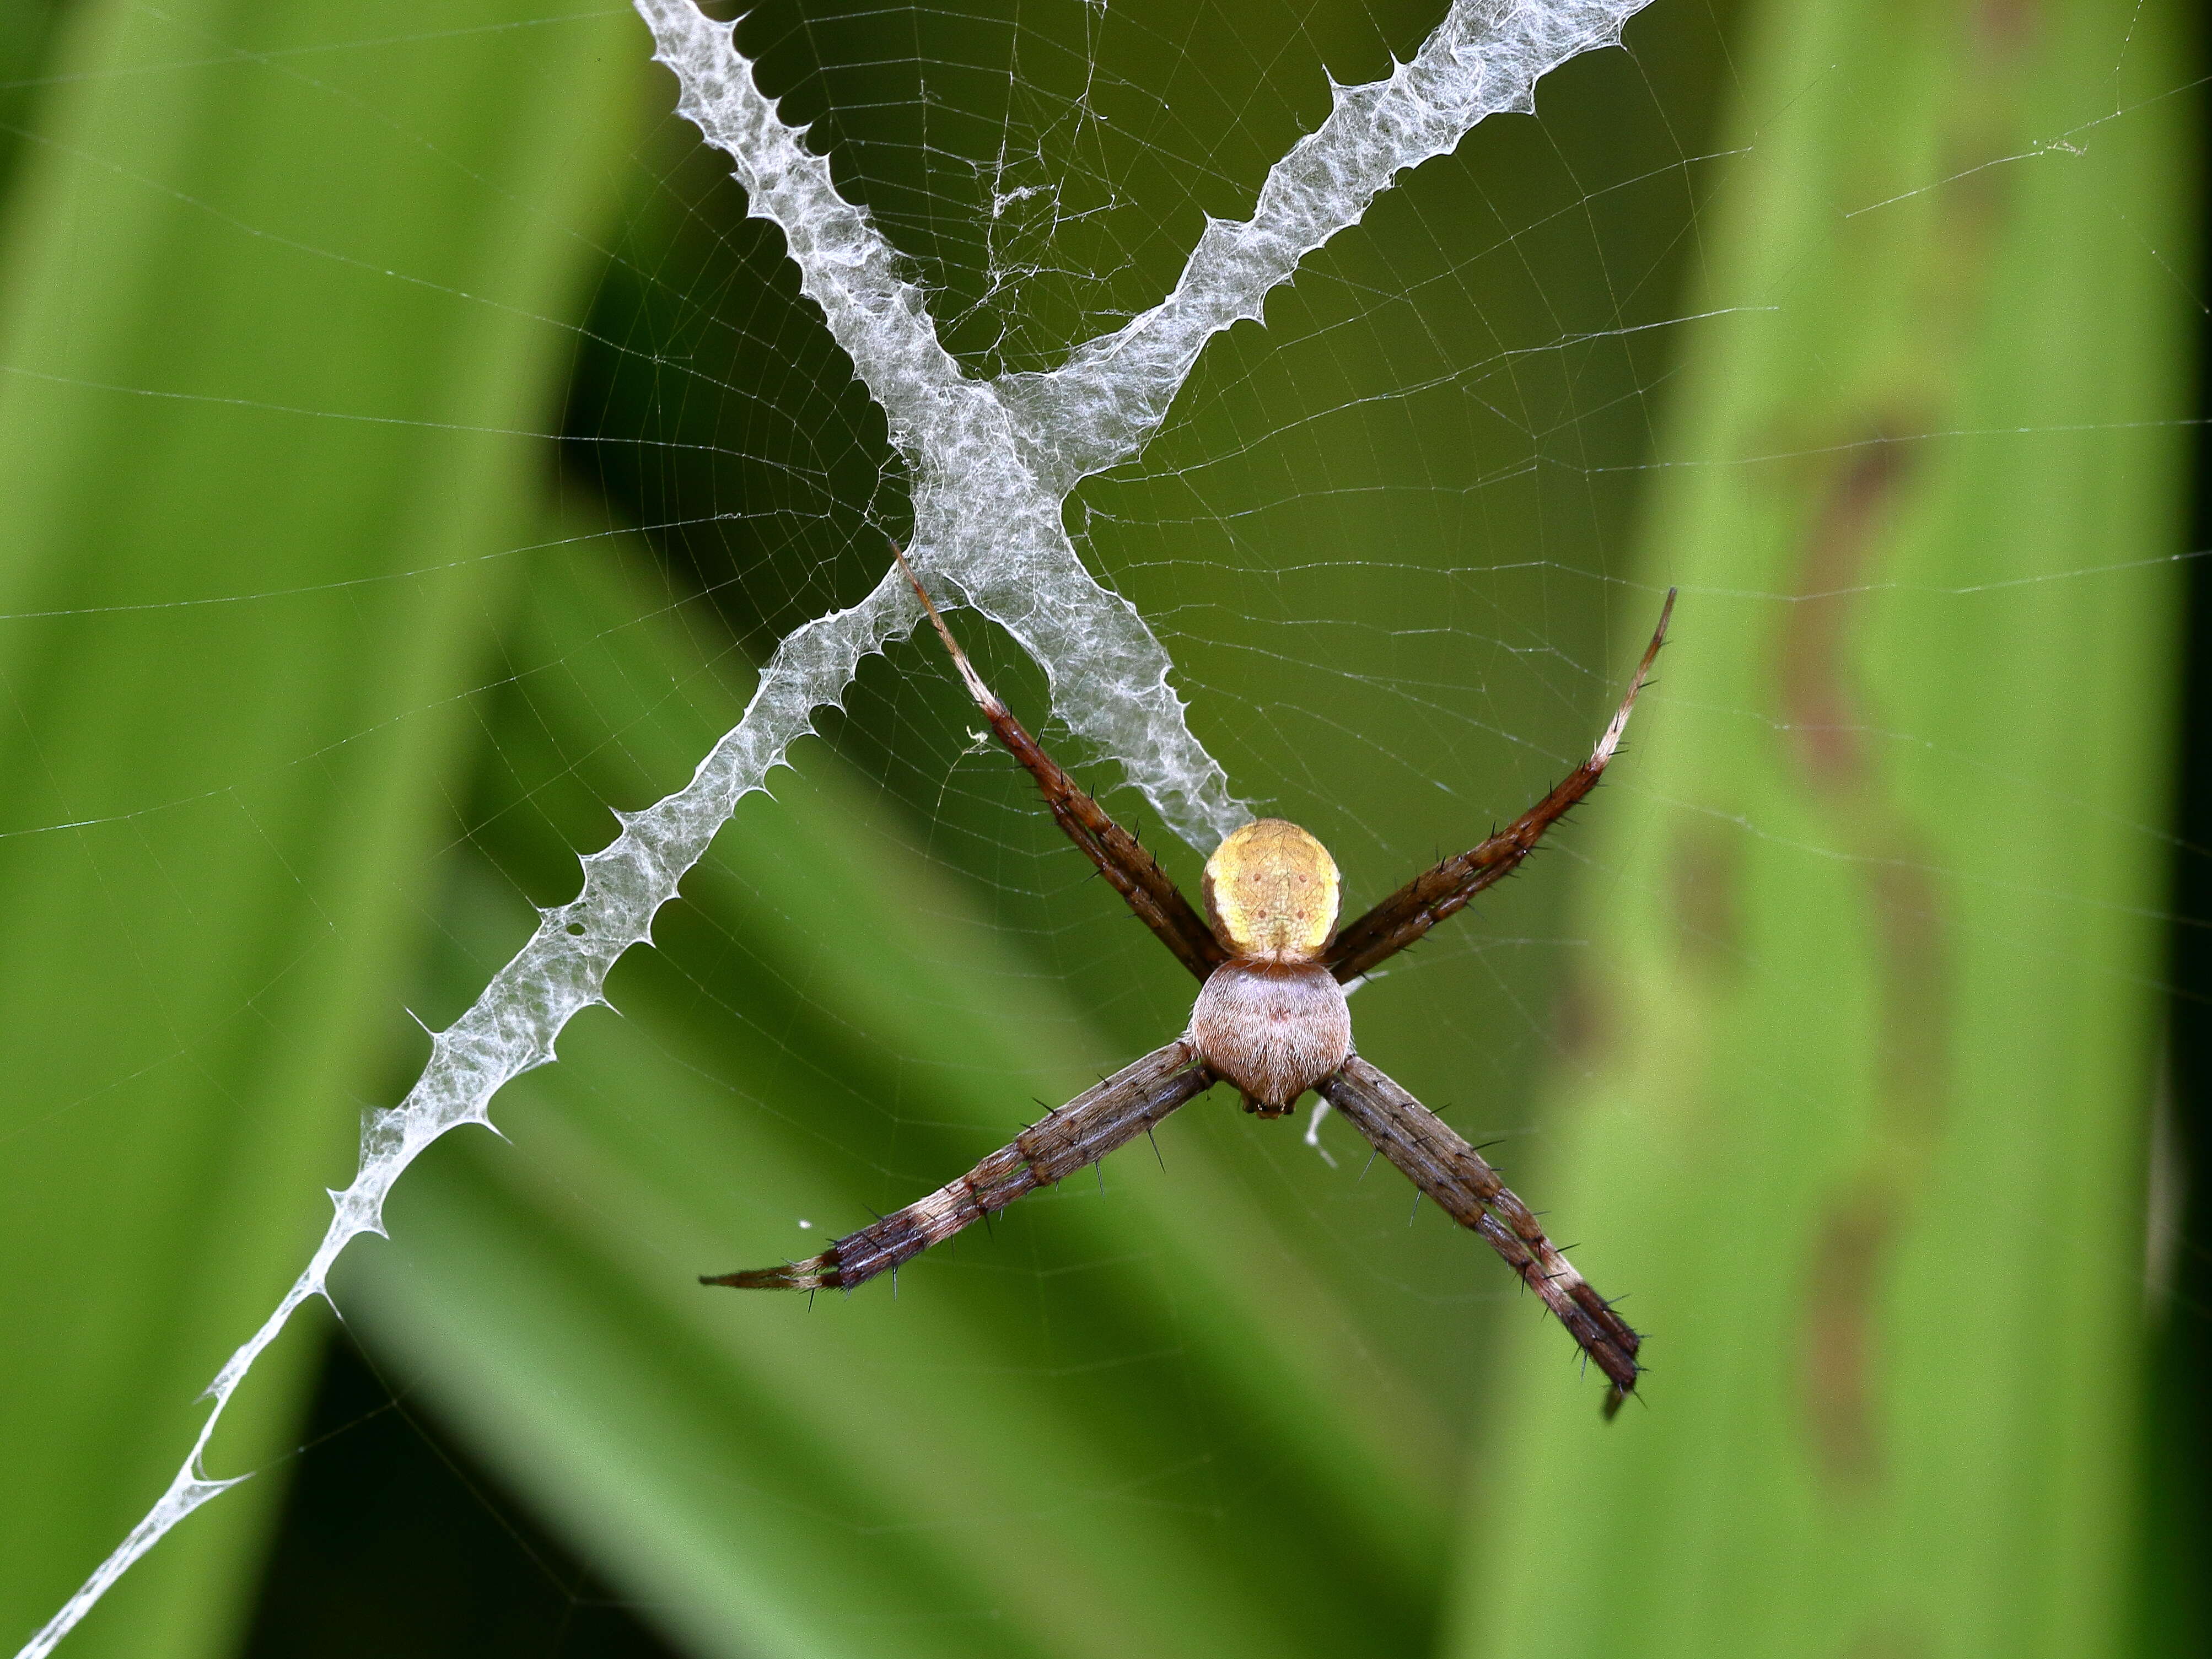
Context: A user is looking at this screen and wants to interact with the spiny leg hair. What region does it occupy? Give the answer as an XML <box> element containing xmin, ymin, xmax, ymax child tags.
<box><xmin>706</xmin><ymin>1041</ymin><xmax>1212</xmax><ymax>1292</ymax></box>
<box><xmin>1317</xmin><ymin>1055</ymin><xmax>1641</xmax><ymax>1413</ymax></box>
<box><xmin>1327</xmin><ymin>590</ymin><xmax>1675</xmax><ymax>984</ymax></box>
<box><xmin>894</xmin><ymin>545</ymin><xmax>1224</xmax><ymax>983</ymax></box>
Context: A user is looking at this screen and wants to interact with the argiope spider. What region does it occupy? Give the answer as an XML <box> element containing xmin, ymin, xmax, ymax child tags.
<box><xmin>708</xmin><ymin>549</ymin><xmax>1674</xmax><ymax>1414</ymax></box>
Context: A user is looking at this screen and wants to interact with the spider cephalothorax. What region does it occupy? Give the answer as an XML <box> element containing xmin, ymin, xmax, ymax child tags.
<box><xmin>1190</xmin><ymin>819</ymin><xmax>1351</xmax><ymax>1116</ymax></box>
<box><xmin>708</xmin><ymin>548</ymin><xmax>1673</xmax><ymax>1414</ymax></box>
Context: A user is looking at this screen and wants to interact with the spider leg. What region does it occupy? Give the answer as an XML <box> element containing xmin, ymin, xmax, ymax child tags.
<box><xmin>892</xmin><ymin>546</ymin><xmax>1225</xmax><ymax>983</ymax></box>
<box><xmin>1317</xmin><ymin>1055</ymin><xmax>1641</xmax><ymax>1404</ymax></box>
<box><xmin>1326</xmin><ymin>591</ymin><xmax>1675</xmax><ymax>983</ymax></box>
<box><xmin>704</xmin><ymin>1040</ymin><xmax>1212</xmax><ymax>1292</ymax></box>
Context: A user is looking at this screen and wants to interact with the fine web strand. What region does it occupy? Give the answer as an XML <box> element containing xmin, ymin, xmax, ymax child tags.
<box><xmin>13</xmin><ymin>1</ymin><xmax>1655</xmax><ymax>1651</ymax></box>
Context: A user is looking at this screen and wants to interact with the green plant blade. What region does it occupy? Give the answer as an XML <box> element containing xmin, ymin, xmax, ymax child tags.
<box><xmin>0</xmin><ymin>3</ymin><xmax>641</xmax><ymax>1653</ymax></box>
<box><xmin>1452</xmin><ymin>1</ymin><xmax>2197</xmax><ymax>1654</ymax></box>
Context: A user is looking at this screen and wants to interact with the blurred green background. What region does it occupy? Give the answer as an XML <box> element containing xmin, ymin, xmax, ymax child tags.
<box><xmin>0</xmin><ymin>1</ymin><xmax>2203</xmax><ymax>1657</ymax></box>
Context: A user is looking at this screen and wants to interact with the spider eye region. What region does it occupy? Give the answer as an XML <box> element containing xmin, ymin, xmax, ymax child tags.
<box><xmin>1202</xmin><ymin>818</ymin><xmax>1341</xmax><ymax>963</ymax></box>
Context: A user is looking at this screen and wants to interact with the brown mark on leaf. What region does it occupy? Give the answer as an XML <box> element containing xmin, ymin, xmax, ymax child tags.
<box><xmin>1779</xmin><ymin>429</ymin><xmax>1954</xmax><ymax>1494</ymax></box>
<box><xmin>1800</xmin><ymin>1192</ymin><xmax>1888</xmax><ymax>1482</ymax></box>
<box><xmin>1840</xmin><ymin>1620</ymin><xmax>1935</xmax><ymax>1659</ymax></box>
<box><xmin>1776</xmin><ymin>439</ymin><xmax>1912</xmax><ymax>786</ymax></box>
<box><xmin>1671</xmin><ymin>823</ymin><xmax>1746</xmax><ymax>976</ymax></box>
<box><xmin>1552</xmin><ymin>964</ymin><xmax>1617</xmax><ymax>1070</ymax></box>
<box><xmin>1974</xmin><ymin>0</ymin><xmax>2039</xmax><ymax>61</ymax></box>
<box><xmin>1772</xmin><ymin>0</ymin><xmax>2042</xmax><ymax>1486</ymax></box>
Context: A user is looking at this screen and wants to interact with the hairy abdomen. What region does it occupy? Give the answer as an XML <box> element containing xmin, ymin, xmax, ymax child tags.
<box><xmin>1187</xmin><ymin>961</ymin><xmax>1351</xmax><ymax>1114</ymax></box>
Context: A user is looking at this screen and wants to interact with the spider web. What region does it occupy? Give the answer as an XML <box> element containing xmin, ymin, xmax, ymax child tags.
<box><xmin>0</xmin><ymin>0</ymin><xmax>2200</xmax><ymax>1655</ymax></box>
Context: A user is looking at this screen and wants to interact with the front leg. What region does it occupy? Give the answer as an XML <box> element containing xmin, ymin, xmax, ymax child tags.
<box><xmin>1326</xmin><ymin>592</ymin><xmax>1673</xmax><ymax>984</ymax></box>
<box><xmin>894</xmin><ymin>546</ymin><xmax>1226</xmax><ymax>983</ymax></box>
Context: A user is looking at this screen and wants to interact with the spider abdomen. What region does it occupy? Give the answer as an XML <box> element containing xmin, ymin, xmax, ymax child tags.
<box><xmin>1187</xmin><ymin>960</ymin><xmax>1352</xmax><ymax>1116</ymax></box>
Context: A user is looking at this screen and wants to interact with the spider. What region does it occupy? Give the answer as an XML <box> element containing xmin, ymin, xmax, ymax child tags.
<box><xmin>708</xmin><ymin>548</ymin><xmax>1673</xmax><ymax>1414</ymax></box>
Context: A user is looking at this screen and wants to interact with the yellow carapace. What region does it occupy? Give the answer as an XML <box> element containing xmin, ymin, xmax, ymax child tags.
<box><xmin>1201</xmin><ymin>818</ymin><xmax>1341</xmax><ymax>963</ymax></box>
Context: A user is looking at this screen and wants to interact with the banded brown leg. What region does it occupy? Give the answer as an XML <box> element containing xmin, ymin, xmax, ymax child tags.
<box><xmin>1318</xmin><ymin>1055</ymin><xmax>1641</xmax><ymax>1411</ymax></box>
<box><xmin>706</xmin><ymin>1041</ymin><xmax>1213</xmax><ymax>1291</ymax></box>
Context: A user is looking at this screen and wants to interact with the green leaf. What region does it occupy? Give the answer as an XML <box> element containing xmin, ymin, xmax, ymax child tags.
<box><xmin>1454</xmin><ymin>2</ymin><xmax>2197</xmax><ymax>1655</ymax></box>
<box><xmin>0</xmin><ymin>3</ymin><xmax>643</xmax><ymax>1653</ymax></box>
